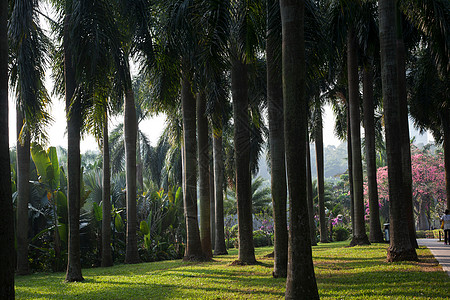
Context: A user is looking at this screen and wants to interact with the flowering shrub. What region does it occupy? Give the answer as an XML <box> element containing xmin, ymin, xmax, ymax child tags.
<box><xmin>364</xmin><ymin>145</ymin><xmax>446</xmax><ymax>226</ymax></box>
<box><xmin>332</xmin><ymin>226</ymin><xmax>350</xmax><ymax>241</ymax></box>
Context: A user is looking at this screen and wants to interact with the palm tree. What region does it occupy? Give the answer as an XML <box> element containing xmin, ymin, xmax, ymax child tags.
<box><xmin>311</xmin><ymin>101</ymin><xmax>328</xmax><ymax>243</ymax></box>
<box><xmin>348</xmin><ymin>22</ymin><xmax>370</xmax><ymax>246</ymax></box>
<box><xmin>362</xmin><ymin>64</ymin><xmax>383</xmax><ymax>243</ymax></box>
<box><xmin>0</xmin><ymin>0</ymin><xmax>15</xmax><ymax>296</ymax></box>
<box><xmin>378</xmin><ymin>0</ymin><xmax>417</xmax><ymax>262</ymax></box>
<box><xmin>9</xmin><ymin>0</ymin><xmax>50</xmax><ymax>275</ymax></box>
<box><xmin>266</xmin><ymin>0</ymin><xmax>288</xmax><ymax>277</ymax></box>
<box><xmin>358</xmin><ymin>1</ymin><xmax>384</xmax><ymax>243</ymax></box>
<box><xmin>306</xmin><ymin>135</ymin><xmax>317</xmax><ymax>246</ymax></box>
<box><xmin>83</xmin><ymin>89</ymin><xmax>115</xmax><ymax>269</ymax></box>
<box><xmin>212</xmin><ymin>116</ymin><xmax>228</xmax><ymax>255</ymax></box>
<box><xmin>280</xmin><ymin>0</ymin><xmax>319</xmax><ymax>298</ymax></box>
<box><xmin>229</xmin><ymin>0</ymin><xmax>262</xmax><ymax>265</ymax></box>
<box><xmin>160</xmin><ymin>0</ymin><xmax>205</xmax><ymax>261</ymax></box>
<box><xmin>197</xmin><ymin>91</ymin><xmax>212</xmax><ymax>259</ymax></box>
<box><xmin>101</xmin><ymin>109</ymin><xmax>113</xmax><ymax>267</ymax></box>
<box><xmin>116</xmin><ymin>0</ymin><xmax>159</xmax><ymax>264</ymax></box>
<box><xmin>181</xmin><ymin>70</ymin><xmax>204</xmax><ymax>260</ymax></box>
<box><xmin>63</xmin><ymin>0</ymin><xmax>84</xmax><ymax>280</ymax></box>
<box><xmin>326</xmin><ymin>1</ymin><xmax>355</xmax><ymax>236</ymax></box>
<box><xmin>123</xmin><ymin>82</ymin><xmax>140</xmax><ymax>264</ymax></box>
<box><xmin>395</xmin><ymin>9</ymin><xmax>418</xmax><ymax>249</ymax></box>
<box><xmin>231</xmin><ymin>55</ymin><xmax>255</xmax><ymax>264</ymax></box>
<box><xmin>56</xmin><ymin>0</ymin><xmax>129</xmax><ymax>278</ymax></box>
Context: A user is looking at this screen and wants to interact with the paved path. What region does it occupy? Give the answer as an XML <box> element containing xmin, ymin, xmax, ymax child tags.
<box><xmin>417</xmin><ymin>238</ymin><xmax>450</xmax><ymax>277</ymax></box>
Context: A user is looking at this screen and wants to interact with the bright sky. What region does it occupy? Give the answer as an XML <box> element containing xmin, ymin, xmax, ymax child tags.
<box><xmin>8</xmin><ymin>87</ymin><xmax>167</xmax><ymax>153</ymax></box>
<box><xmin>8</xmin><ymin>89</ymin><xmax>339</xmax><ymax>153</ymax></box>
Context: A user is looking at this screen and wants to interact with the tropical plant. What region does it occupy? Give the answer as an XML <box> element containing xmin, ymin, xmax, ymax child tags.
<box><xmin>9</xmin><ymin>0</ymin><xmax>51</xmax><ymax>275</ymax></box>
<box><xmin>30</xmin><ymin>144</ymin><xmax>67</xmax><ymax>270</ymax></box>
<box><xmin>224</xmin><ymin>177</ymin><xmax>272</xmax><ymax>216</ymax></box>
<box><xmin>137</xmin><ymin>187</ymin><xmax>184</xmax><ymax>261</ymax></box>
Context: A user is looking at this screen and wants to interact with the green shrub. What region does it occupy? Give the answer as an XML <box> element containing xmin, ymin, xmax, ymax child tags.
<box><xmin>226</xmin><ymin>237</ymin><xmax>238</xmax><ymax>249</ymax></box>
<box><xmin>332</xmin><ymin>226</ymin><xmax>350</xmax><ymax>241</ymax></box>
<box><xmin>253</xmin><ymin>230</ymin><xmax>272</xmax><ymax>247</ymax></box>
<box><xmin>416</xmin><ymin>230</ymin><xmax>427</xmax><ymax>238</ymax></box>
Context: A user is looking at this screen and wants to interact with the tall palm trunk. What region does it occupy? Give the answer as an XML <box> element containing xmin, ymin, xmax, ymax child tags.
<box><xmin>136</xmin><ymin>129</ymin><xmax>144</xmax><ymax>193</ymax></box>
<box><xmin>64</xmin><ymin>13</ymin><xmax>84</xmax><ymax>281</ymax></box>
<box><xmin>348</xmin><ymin>28</ymin><xmax>370</xmax><ymax>246</ymax></box>
<box><xmin>306</xmin><ymin>137</ymin><xmax>317</xmax><ymax>246</ymax></box>
<box><xmin>209</xmin><ymin>161</ymin><xmax>215</xmax><ymax>249</ymax></box>
<box><xmin>102</xmin><ymin>109</ymin><xmax>113</xmax><ymax>267</ymax></box>
<box><xmin>315</xmin><ymin>107</ymin><xmax>327</xmax><ymax>243</ymax></box>
<box><xmin>16</xmin><ymin>111</ymin><xmax>31</xmax><ymax>275</ymax></box>
<box><xmin>442</xmin><ymin>111</ymin><xmax>450</xmax><ymax>210</ymax></box>
<box><xmin>396</xmin><ymin>30</ymin><xmax>417</xmax><ymax>249</ymax></box>
<box><xmin>347</xmin><ymin>106</ymin><xmax>355</xmax><ymax>235</ymax></box>
<box><xmin>181</xmin><ymin>73</ymin><xmax>203</xmax><ymax>260</ymax></box>
<box><xmin>280</xmin><ymin>0</ymin><xmax>319</xmax><ymax>298</ymax></box>
<box><xmin>267</xmin><ymin>0</ymin><xmax>287</xmax><ymax>277</ymax></box>
<box><xmin>232</xmin><ymin>56</ymin><xmax>256</xmax><ymax>264</ymax></box>
<box><xmin>0</xmin><ymin>0</ymin><xmax>15</xmax><ymax>295</ymax></box>
<box><xmin>124</xmin><ymin>88</ymin><xmax>139</xmax><ymax>264</ymax></box>
<box><xmin>197</xmin><ymin>92</ymin><xmax>212</xmax><ymax>259</ymax></box>
<box><xmin>213</xmin><ymin>122</ymin><xmax>227</xmax><ymax>255</ymax></box>
<box><xmin>363</xmin><ymin>66</ymin><xmax>383</xmax><ymax>243</ymax></box>
<box><xmin>378</xmin><ymin>0</ymin><xmax>417</xmax><ymax>261</ymax></box>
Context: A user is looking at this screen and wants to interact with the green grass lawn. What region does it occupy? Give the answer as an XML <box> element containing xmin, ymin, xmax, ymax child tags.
<box><xmin>15</xmin><ymin>242</ymin><xmax>450</xmax><ymax>299</ymax></box>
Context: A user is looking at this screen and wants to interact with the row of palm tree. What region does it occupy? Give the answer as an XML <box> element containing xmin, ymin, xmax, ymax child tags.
<box><xmin>1</xmin><ymin>0</ymin><xmax>449</xmax><ymax>298</ymax></box>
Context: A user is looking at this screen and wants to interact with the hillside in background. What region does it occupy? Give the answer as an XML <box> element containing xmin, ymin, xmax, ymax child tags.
<box><xmin>257</xmin><ymin>143</ymin><xmax>349</xmax><ymax>183</ymax></box>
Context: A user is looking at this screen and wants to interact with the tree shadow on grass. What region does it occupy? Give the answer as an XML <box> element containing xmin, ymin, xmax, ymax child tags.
<box><xmin>318</xmin><ymin>269</ymin><xmax>450</xmax><ymax>299</ymax></box>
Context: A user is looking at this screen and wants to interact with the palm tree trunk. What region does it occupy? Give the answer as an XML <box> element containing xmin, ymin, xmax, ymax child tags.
<box><xmin>232</xmin><ymin>56</ymin><xmax>256</xmax><ymax>264</ymax></box>
<box><xmin>102</xmin><ymin>109</ymin><xmax>113</xmax><ymax>267</ymax></box>
<box><xmin>396</xmin><ymin>31</ymin><xmax>418</xmax><ymax>249</ymax></box>
<box><xmin>16</xmin><ymin>110</ymin><xmax>31</xmax><ymax>275</ymax></box>
<box><xmin>347</xmin><ymin>28</ymin><xmax>370</xmax><ymax>246</ymax></box>
<box><xmin>213</xmin><ymin>123</ymin><xmax>228</xmax><ymax>255</ymax></box>
<box><xmin>197</xmin><ymin>91</ymin><xmax>212</xmax><ymax>259</ymax></box>
<box><xmin>124</xmin><ymin>88</ymin><xmax>139</xmax><ymax>264</ymax></box>
<box><xmin>315</xmin><ymin>108</ymin><xmax>327</xmax><ymax>243</ymax></box>
<box><xmin>280</xmin><ymin>1</ymin><xmax>319</xmax><ymax>298</ymax></box>
<box><xmin>64</xmin><ymin>13</ymin><xmax>84</xmax><ymax>281</ymax></box>
<box><xmin>267</xmin><ymin>0</ymin><xmax>287</xmax><ymax>276</ymax></box>
<box><xmin>363</xmin><ymin>66</ymin><xmax>384</xmax><ymax>243</ymax></box>
<box><xmin>0</xmin><ymin>0</ymin><xmax>15</xmax><ymax>295</ymax></box>
<box><xmin>181</xmin><ymin>72</ymin><xmax>204</xmax><ymax>260</ymax></box>
<box><xmin>417</xmin><ymin>199</ymin><xmax>429</xmax><ymax>230</ymax></box>
<box><xmin>209</xmin><ymin>161</ymin><xmax>215</xmax><ymax>250</ymax></box>
<box><xmin>306</xmin><ymin>137</ymin><xmax>317</xmax><ymax>246</ymax></box>
<box><xmin>442</xmin><ymin>111</ymin><xmax>450</xmax><ymax>211</ymax></box>
<box><xmin>347</xmin><ymin>108</ymin><xmax>355</xmax><ymax>235</ymax></box>
<box><xmin>136</xmin><ymin>129</ymin><xmax>144</xmax><ymax>193</ymax></box>
<box><xmin>379</xmin><ymin>0</ymin><xmax>417</xmax><ymax>261</ymax></box>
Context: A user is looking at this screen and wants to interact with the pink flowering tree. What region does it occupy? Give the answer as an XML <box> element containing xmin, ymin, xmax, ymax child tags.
<box><xmin>364</xmin><ymin>145</ymin><xmax>446</xmax><ymax>230</ymax></box>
